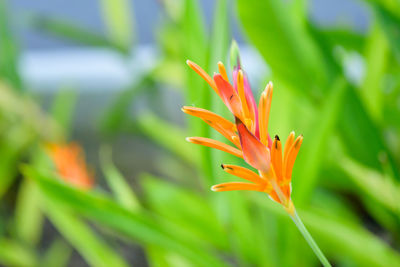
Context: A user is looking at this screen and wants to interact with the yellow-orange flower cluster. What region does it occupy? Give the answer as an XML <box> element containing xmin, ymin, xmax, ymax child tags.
<box><xmin>46</xmin><ymin>142</ymin><xmax>94</xmax><ymax>190</ymax></box>
<box><xmin>183</xmin><ymin>60</ymin><xmax>302</xmax><ymax>209</ymax></box>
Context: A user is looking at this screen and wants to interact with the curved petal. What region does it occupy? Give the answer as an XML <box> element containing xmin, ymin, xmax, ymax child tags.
<box><xmin>221</xmin><ymin>164</ymin><xmax>265</xmax><ymax>184</ymax></box>
<box><xmin>233</xmin><ymin>68</ymin><xmax>258</xmax><ymax>136</ymax></box>
<box><xmin>271</xmin><ymin>135</ymin><xmax>283</xmax><ymax>182</ymax></box>
<box><xmin>285</xmin><ymin>135</ymin><xmax>303</xmax><ymax>181</ymax></box>
<box><xmin>182</xmin><ymin>106</ymin><xmax>240</xmax><ymax>147</ymax></box>
<box><xmin>186</xmin><ymin>137</ymin><xmax>243</xmax><ymax>158</ymax></box>
<box><xmin>211</xmin><ymin>182</ymin><xmax>267</xmax><ymax>192</ymax></box>
<box><xmin>214</xmin><ymin>74</ymin><xmax>242</xmax><ymax>118</ymax></box>
<box><xmin>187</xmin><ymin>60</ymin><xmax>219</xmax><ymax>96</ymax></box>
<box><xmin>235</xmin><ymin>118</ymin><xmax>270</xmax><ymax>173</ymax></box>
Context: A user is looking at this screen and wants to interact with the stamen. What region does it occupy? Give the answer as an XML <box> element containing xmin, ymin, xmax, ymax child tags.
<box><xmin>272</xmin><ymin>135</ymin><xmax>283</xmax><ymax>182</ymax></box>
<box><xmin>258</xmin><ymin>82</ymin><xmax>273</xmax><ymax>146</ymax></box>
<box><xmin>187</xmin><ymin>60</ymin><xmax>220</xmax><ymax>97</ymax></box>
<box><xmin>186</xmin><ymin>137</ymin><xmax>243</xmax><ymax>158</ymax></box>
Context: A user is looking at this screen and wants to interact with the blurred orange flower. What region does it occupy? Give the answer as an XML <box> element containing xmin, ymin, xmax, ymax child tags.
<box><xmin>46</xmin><ymin>142</ymin><xmax>94</xmax><ymax>190</ymax></box>
<box><xmin>183</xmin><ymin>60</ymin><xmax>302</xmax><ymax>212</ymax></box>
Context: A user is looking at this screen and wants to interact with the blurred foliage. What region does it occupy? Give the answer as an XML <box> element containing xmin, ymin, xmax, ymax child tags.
<box><xmin>0</xmin><ymin>0</ymin><xmax>400</xmax><ymax>266</ymax></box>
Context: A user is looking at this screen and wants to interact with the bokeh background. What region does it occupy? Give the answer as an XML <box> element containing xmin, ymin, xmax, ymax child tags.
<box><xmin>1</xmin><ymin>0</ymin><xmax>400</xmax><ymax>266</ymax></box>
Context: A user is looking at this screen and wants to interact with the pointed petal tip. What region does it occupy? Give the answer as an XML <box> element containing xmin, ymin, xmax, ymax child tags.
<box><xmin>186</xmin><ymin>59</ymin><xmax>192</xmax><ymax>65</ymax></box>
<box><xmin>213</xmin><ymin>72</ymin><xmax>222</xmax><ymax>80</ymax></box>
<box><xmin>185</xmin><ymin>137</ymin><xmax>193</xmax><ymax>143</ymax></box>
<box><xmin>211</xmin><ymin>185</ymin><xmax>218</xmax><ymax>192</ymax></box>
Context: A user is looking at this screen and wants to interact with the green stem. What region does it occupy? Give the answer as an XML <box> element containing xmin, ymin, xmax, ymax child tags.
<box><xmin>289</xmin><ymin>208</ymin><xmax>331</xmax><ymax>267</ymax></box>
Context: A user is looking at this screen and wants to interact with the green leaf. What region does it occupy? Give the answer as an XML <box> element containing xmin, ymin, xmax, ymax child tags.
<box><xmin>338</xmin><ymin>87</ymin><xmax>399</xmax><ymax>180</ymax></box>
<box><xmin>24</xmin><ymin>166</ymin><xmax>228</xmax><ymax>267</ymax></box>
<box><xmin>99</xmin><ymin>0</ymin><xmax>134</xmax><ymax>51</ymax></box>
<box><xmin>41</xmin><ymin>239</ymin><xmax>72</xmax><ymax>267</ymax></box>
<box><xmin>229</xmin><ymin>40</ymin><xmax>240</xmax><ymax>69</ymax></box>
<box><xmin>100</xmin><ymin>145</ymin><xmax>140</xmax><ymax>210</ymax></box>
<box><xmin>182</xmin><ymin>0</ymin><xmax>213</xmax><ymax>184</ymax></box>
<box><xmin>360</xmin><ymin>23</ymin><xmax>388</xmax><ymax>120</ymax></box>
<box><xmin>15</xmin><ymin>179</ymin><xmax>43</xmax><ymax>247</ymax></box>
<box><xmin>0</xmin><ymin>238</ymin><xmax>37</xmax><ymax>267</ymax></box>
<box><xmin>252</xmin><ymin>195</ymin><xmax>400</xmax><ymax>266</ymax></box>
<box><xmin>141</xmin><ymin>174</ymin><xmax>228</xmax><ymax>250</ymax></box>
<box><xmin>136</xmin><ymin>112</ymin><xmax>200</xmax><ymax>166</ymax></box>
<box><xmin>50</xmin><ymin>89</ymin><xmax>77</xmax><ymax>140</ymax></box>
<box><xmin>373</xmin><ymin>4</ymin><xmax>400</xmax><ymax>62</ymax></box>
<box><xmin>42</xmin><ymin>198</ymin><xmax>130</xmax><ymax>267</ymax></box>
<box><xmin>237</xmin><ymin>0</ymin><xmax>328</xmax><ymax>94</ymax></box>
<box><xmin>29</xmin><ymin>15</ymin><xmax>126</xmax><ymax>53</ymax></box>
<box><xmin>0</xmin><ymin>1</ymin><xmax>22</xmax><ymax>90</ymax></box>
<box><xmin>99</xmin><ymin>72</ymin><xmax>155</xmax><ymax>138</ymax></box>
<box><xmin>294</xmin><ymin>77</ymin><xmax>348</xmax><ymax>204</ymax></box>
<box><xmin>339</xmin><ymin>157</ymin><xmax>400</xmax><ymax>214</ymax></box>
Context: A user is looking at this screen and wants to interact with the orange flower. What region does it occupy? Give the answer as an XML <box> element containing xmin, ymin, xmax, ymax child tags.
<box><xmin>183</xmin><ymin>60</ymin><xmax>302</xmax><ymax>211</ymax></box>
<box><xmin>46</xmin><ymin>142</ymin><xmax>94</xmax><ymax>190</ymax></box>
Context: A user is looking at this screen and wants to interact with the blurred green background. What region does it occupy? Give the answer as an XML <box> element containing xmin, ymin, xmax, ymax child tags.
<box><xmin>1</xmin><ymin>0</ymin><xmax>400</xmax><ymax>266</ymax></box>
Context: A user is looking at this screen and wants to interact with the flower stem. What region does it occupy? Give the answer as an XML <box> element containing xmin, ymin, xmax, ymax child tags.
<box><xmin>289</xmin><ymin>208</ymin><xmax>332</xmax><ymax>267</ymax></box>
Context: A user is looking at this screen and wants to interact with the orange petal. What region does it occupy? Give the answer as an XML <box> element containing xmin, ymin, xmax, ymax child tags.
<box><xmin>211</xmin><ymin>182</ymin><xmax>266</xmax><ymax>192</ymax></box>
<box><xmin>236</xmin><ymin>118</ymin><xmax>270</xmax><ymax>173</ymax></box>
<box><xmin>186</xmin><ymin>137</ymin><xmax>243</xmax><ymax>158</ymax></box>
<box><xmin>258</xmin><ymin>82</ymin><xmax>273</xmax><ymax>146</ymax></box>
<box><xmin>283</xmin><ymin>131</ymin><xmax>295</xmax><ymax>177</ymax></box>
<box><xmin>221</xmin><ymin>164</ymin><xmax>265</xmax><ymax>184</ymax></box>
<box><xmin>214</xmin><ymin>74</ymin><xmax>243</xmax><ymax>118</ymax></box>
<box><xmin>218</xmin><ymin>61</ymin><xmax>229</xmax><ymax>81</ymax></box>
<box><xmin>181</xmin><ymin>106</ymin><xmax>239</xmax><ymax>147</ymax></box>
<box><xmin>271</xmin><ymin>135</ymin><xmax>283</xmax><ymax>182</ymax></box>
<box><xmin>285</xmin><ymin>135</ymin><xmax>303</xmax><ymax>180</ymax></box>
<box><xmin>237</xmin><ymin>70</ymin><xmax>251</xmax><ymax>120</ymax></box>
<box><xmin>187</xmin><ymin>60</ymin><xmax>220</xmax><ymax>97</ymax></box>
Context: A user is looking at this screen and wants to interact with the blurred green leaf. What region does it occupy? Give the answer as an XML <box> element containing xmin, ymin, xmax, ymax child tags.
<box><xmin>15</xmin><ymin>179</ymin><xmax>43</xmax><ymax>247</ymax></box>
<box><xmin>361</xmin><ymin>23</ymin><xmax>388</xmax><ymax>120</ymax></box>
<box><xmin>99</xmin><ymin>0</ymin><xmax>134</xmax><ymax>51</ymax></box>
<box><xmin>252</xmin><ymin>195</ymin><xmax>400</xmax><ymax>266</ymax></box>
<box><xmin>237</xmin><ymin>0</ymin><xmax>328</xmax><ymax>95</ymax></box>
<box><xmin>338</xmin><ymin>87</ymin><xmax>399</xmax><ymax>179</ymax></box>
<box><xmin>0</xmin><ymin>238</ymin><xmax>37</xmax><ymax>267</ymax></box>
<box><xmin>100</xmin><ymin>72</ymin><xmax>155</xmax><ymax>138</ymax></box>
<box><xmin>182</xmin><ymin>0</ymin><xmax>213</xmax><ymax>184</ymax></box>
<box><xmin>141</xmin><ymin>174</ymin><xmax>228</xmax><ymax>250</ymax></box>
<box><xmin>41</xmin><ymin>239</ymin><xmax>72</xmax><ymax>267</ymax></box>
<box><xmin>100</xmin><ymin>145</ymin><xmax>140</xmax><ymax>210</ymax></box>
<box><xmin>0</xmin><ymin>1</ymin><xmax>22</xmax><ymax>90</ymax></box>
<box><xmin>294</xmin><ymin>77</ymin><xmax>347</xmax><ymax>204</ymax></box>
<box><xmin>136</xmin><ymin>112</ymin><xmax>200</xmax><ymax>166</ymax></box>
<box><xmin>25</xmin><ymin>166</ymin><xmax>228</xmax><ymax>266</ymax></box>
<box><xmin>43</xmin><ymin>198</ymin><xmax>130</xmax><ymax>267</ymax></box>
<box><xmin>311</xmin><ymin>27</ymin><xmax>365</xmax><ymax>52</ymax></box>
<box><xmin>339</xmin><ymin>157</ymin><xmax>400</xmax><ymax>214</ymax></box>
<box><xmin>373</xmin><ymin>4</ymin><xmax>400</xmax><ymax>62</ymax></box>
<box><xmin>30</xmin><ymin>15</ymin><xmax>126</xmax><ymax>53</ymax></box>
<box><xmin>51</xmin><ymin>89</ymin><xmax>77</xmax><ymax>140</ymax></box>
